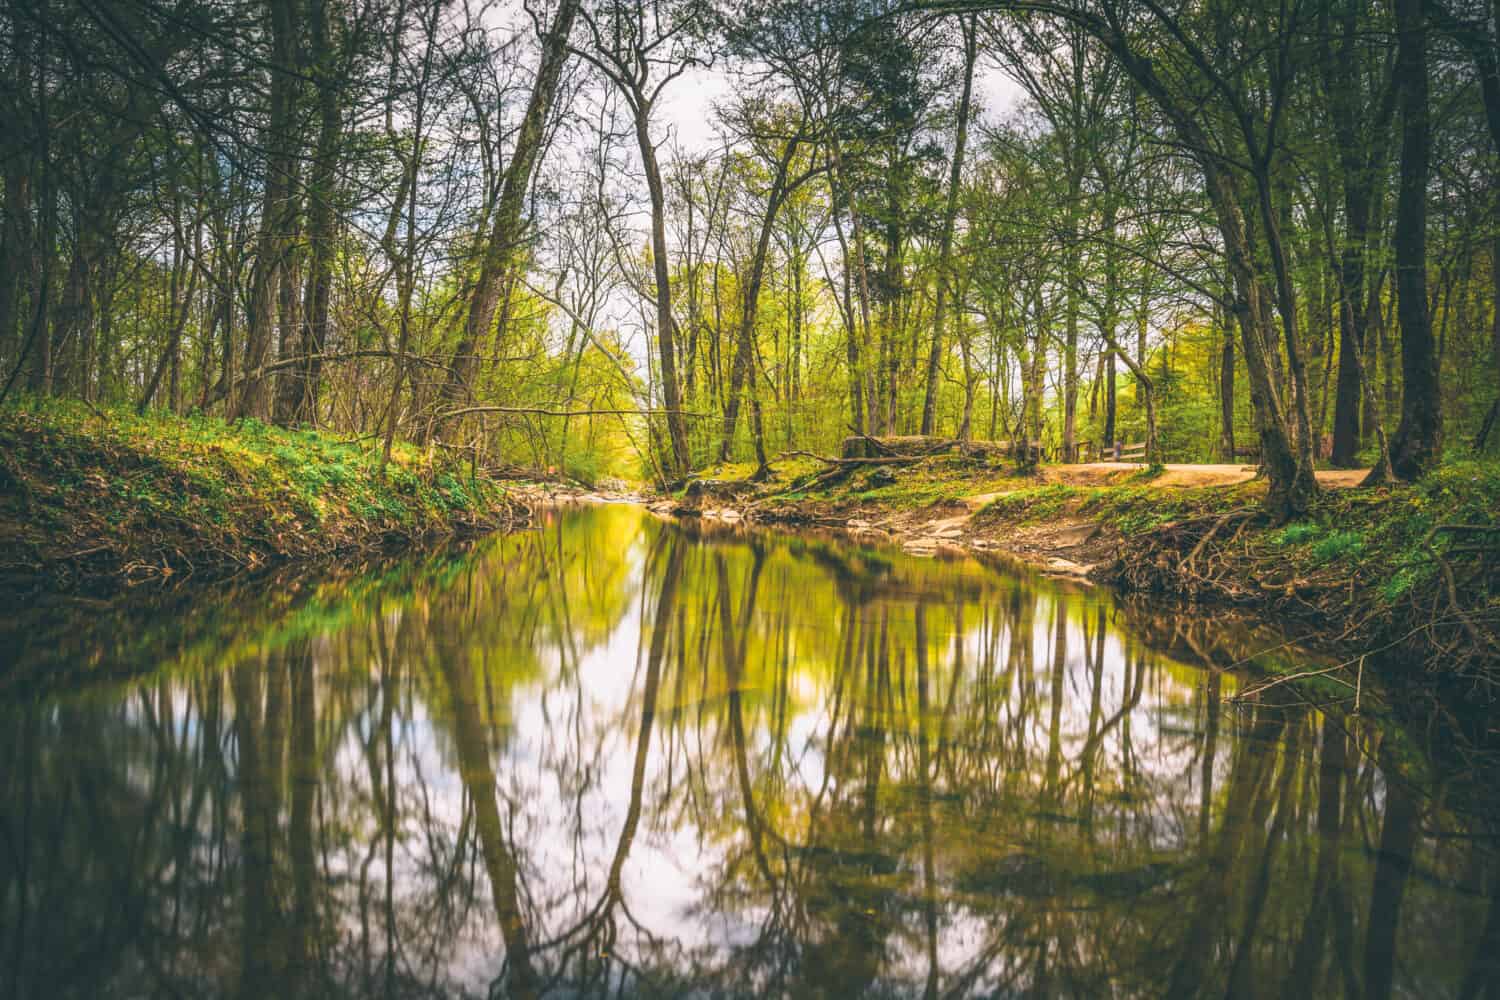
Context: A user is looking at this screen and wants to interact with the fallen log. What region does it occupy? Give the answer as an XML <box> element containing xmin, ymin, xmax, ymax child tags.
<box><xmin>786</xmin><ymin>450</ymin><xmax>928</xmax><ymax>466</ymax></box>
<box><xmin>840</xmin><ymin>435</ymin><xmax>957</xmax><ymax>459</ymax></box>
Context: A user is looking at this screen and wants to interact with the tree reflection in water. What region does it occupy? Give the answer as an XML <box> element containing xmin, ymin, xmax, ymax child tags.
<box><xmin>1</xmin><ymin>504</ymin><xmax>1496</xmax><ymax>998</ymax></box>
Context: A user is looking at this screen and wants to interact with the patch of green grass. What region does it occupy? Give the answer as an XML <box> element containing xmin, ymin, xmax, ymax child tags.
<box><xmin>0</xmin><ymin>394</ymin><xmax>520</xmax><ymax>591</ymax></box>
<box><xmin>1378</xmin><ymin>566</ymin><xmax>1426</xmax><ymax>603</ymax></box>
<box><xmin>980</xmin><ymin>484</ymin><xmax>1081</xmax><ymax>523</ymax></box>
<box><xmin>1273</xmin><ymin>523</ymin><xmax>1323</xmax><ymax>546</ymax></box>
<box><xmin>1309</xmin><ymin>530</ymin><xmax>1364</xmax><ymax>564</ymax></box>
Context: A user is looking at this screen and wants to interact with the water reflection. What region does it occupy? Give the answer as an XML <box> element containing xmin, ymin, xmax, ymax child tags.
<box><xmin>1</xmin><ymin>504</ymin><xmax>1495</xmax><ymax>998</ymax></box>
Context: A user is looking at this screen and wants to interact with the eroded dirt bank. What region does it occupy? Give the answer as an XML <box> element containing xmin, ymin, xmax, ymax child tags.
<box><xmin>0</xmin><ymin>401</ymin><xmax>532</xmax><ymax>597</ymax></box>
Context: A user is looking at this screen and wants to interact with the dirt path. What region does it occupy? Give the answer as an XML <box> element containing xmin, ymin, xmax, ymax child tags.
<box><xmin>1035</xmin><ymin>462</ymin><xmax>1370</xmax><ymax>489</ymax></box>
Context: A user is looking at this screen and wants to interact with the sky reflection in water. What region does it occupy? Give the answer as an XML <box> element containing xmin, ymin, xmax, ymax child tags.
<box><xmin>1</xmin><ymin>503</ymin><xmax>1494</xmax><ymax>999</ymax></box>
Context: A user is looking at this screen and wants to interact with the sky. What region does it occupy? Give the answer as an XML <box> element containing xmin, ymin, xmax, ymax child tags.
<box><xmin>588</xmin><ymin>57</ymin><xmax>1027</xmax><ymax>364</ymax></box>
<box><xmin>656</xmin><ymin>60</ymin><xmax>1028</xmax><ymax>153</ymax></box>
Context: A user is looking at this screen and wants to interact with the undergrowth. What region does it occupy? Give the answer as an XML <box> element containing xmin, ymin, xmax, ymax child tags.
<box><xmin>0</xmin><ymin>395</ymin><xmax>527</xmax><ymax>594</ymax></box>
<box><xmin>1107</xmin><ymin>461</ymin><xmax>1500</xmax><ymax>680</ymax></box>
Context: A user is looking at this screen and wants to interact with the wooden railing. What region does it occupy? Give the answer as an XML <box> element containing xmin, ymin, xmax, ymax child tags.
<box><xmin>1104</xmin><ymin>441</ymin><xmax>1147</xmax><ymax>462</ymax></box>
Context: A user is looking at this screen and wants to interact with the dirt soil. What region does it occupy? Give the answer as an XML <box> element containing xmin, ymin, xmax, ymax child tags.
<box><xmin>658</xmin><ymin>487</ymin><xmax>1118</xmax><ymax>580</ymax></box>
<box><xmin>1039</xmin><ymin>462</ymin><xmax>1371</xmax><ymax>489</ymax></box>
<box><xmin>658</xmin><ymin>463</ymin><xmax>1373</xmax><ymax>583</ymax></box>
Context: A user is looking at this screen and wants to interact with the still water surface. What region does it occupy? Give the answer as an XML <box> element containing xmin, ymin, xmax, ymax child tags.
<box><xmin>1</xmin><ymin>504</ymin><xmax>1495</xmax><ymax>998</ymax></box>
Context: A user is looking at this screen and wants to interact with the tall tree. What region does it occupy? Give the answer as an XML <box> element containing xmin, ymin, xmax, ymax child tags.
<box><xmin>920</xmin><ymin>15</ymin><xmax>978</xmax><ymax>436</ymax></box>
<box><xmin>573</xmin><ymin>0</ymin><xmax>706</xmax><ymax>474</ymax></box>
<box><xmin>237</xmin><ymin>0</ymin><xmax>304</xmax><ymax>420</ymax></box>
<box><xmin>1385</xmin><ymin>0</ymin><xmax>1442</xmax><ymax>479</ymax></box>
<box><xmin>439</xmin><ymin>0</ymin><xmax>582</xmax><ymax>417</ymax></box>
<box><xmin>1321</xmin><ymin>0</ymin><xmax>1397</xmax><ymax>468</ymax></box>
<box><xmin>717</xmin><ymin>105</ymin><xmax>823</xmax><ymax>462</ymax></box>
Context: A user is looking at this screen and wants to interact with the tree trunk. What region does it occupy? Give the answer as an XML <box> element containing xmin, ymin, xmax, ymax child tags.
<box><xmin>828</xmin><ymin>175</ymin><xmax>866</xmax><ymax>438</ymax></box>
<box><xmin>272</xmin><ymin>199</ymin><xmax>305</xmax><ymax>426</ymax></box>
<box><xmin>719</xmin><ymin>137</ymin><xmax>799</xmax><ymax>461</ymax></box>
<box><xmin>0</xmin><ymin>7</ymin><xmax>32</xmax><ymax>367</ymax></box>
<box><xmin>1220</xmin><ymin>323</ymin><xmax>1235</xmax><ymax>461</ymax></box>
<box><xmin>1099</xmin><ymin>203</ymin><xmax>1122</xmax><ymax>455</ymax></box>
<box><xmin>638</xmin><ymin>109</ymin><xmax>691</xmax><ymax>474</ymax></box>
<box><xmin>138</xmin><ymin>219</ymin><xmax>199</xmax><ymax>414</ymax></box>
<box><xmin>23</xmin><ymin>182</ymin><xmax>54</xmax><ymax>397</ymax></box>
<box><xmin>0</xmin><ymin>159</ymin><xmax>30</xmax><ymax>368</ymax></box>
<box><xmin>1027</xmin><ymin>299</ymin><xmax>1045</xmax><ymax>459</ymax></box>
<box><xmin>880</xmin><ymin>199</ymin><xmax>903</xmax><ymax>434</ymax></box>
<box><xmin>1326</xmin><ymin>4</ymin><xmax>1397</xmax><ymax>467</ymax></box>
<box><xmin>1211</xmin><ymin>167</ymin><xmax>1311</xmax><ymax>516</ymax></box>
<box><xmin>284</xmin><ymin>0</ymin><xmax>341</xmax><ymax>426</ymax></box>
<box><xmin>920</xmin><ymin>17</ymin><xmax>977</xmax><ymax>436</ymax></box>
<box><xmin>49</xmin><ymin>215</ymin><xmax>99</xmax><ymax>397</ymax></box>
<box><xmin>438</xmin><ymin>0</ymin><xmax>580</xmax><ymax>414</ymax></box>
<box><xmin>1387</xmin><ymin>0</ymin><xmax>1442</xmax><ymax>479</ymax></box>
<box><xmin>236</xmin><ymin>0</ymin><xmax>300</xmax><ymax>420</ymax></box>
<box><xmin>1252</xmin><ymin>163</ymin><xmax>1320</xmax><ymax>492</ymax></box>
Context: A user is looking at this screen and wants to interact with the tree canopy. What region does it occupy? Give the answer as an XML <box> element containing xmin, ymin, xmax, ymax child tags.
<box><xmin>1</xmin><ymin>0</ymin><xmax>1496</xmax><ymax>515</ymax></box>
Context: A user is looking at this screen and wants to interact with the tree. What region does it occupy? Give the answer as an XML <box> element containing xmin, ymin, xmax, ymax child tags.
<box><xmin>919</xmin><ymin>15</ymin><xmax>978</xmax><ymax>436</ymax></box>
<box><xmin>573</xmin><ymin>0</ymin><xmax>708</xmax><ymax>475</ymax></box>
<box><xmin>1385</xmin><ymin>0</ymin><xmax>1442</xmax><ymax>479</ymax></box>
<box><xmin>440</xmin><ymin>0</ymin><xmax>582</xmax><ymax>418</ymax></box>
<box><xmin>236</xmin><ymin>0</ymin><xmax>305</xmax><ymax>420</ymax></box>
<box><xmin>1318</xmin><ymin>0</ymin><xmax>1396</xmax><ymax>468</ymax></box>
<box><xmin>716</xmin><ymin>103</ymin><xmax>820</xmax><ymax>463</ymax></box>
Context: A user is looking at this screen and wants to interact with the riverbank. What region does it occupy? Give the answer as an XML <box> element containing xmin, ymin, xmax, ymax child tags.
<box><xmin>0</xmin><ymin>397</ymin><xmax>530</xmax><ymax>596</ymax></box>
<box><xmin>661</xmin><ymin>452</ymin><xmax>1500</xmax><ymax>685</ymax></box>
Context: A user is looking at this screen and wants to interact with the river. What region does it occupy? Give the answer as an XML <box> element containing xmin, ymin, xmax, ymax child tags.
<box><xmin>1</xmin><ymin>503</ymin><xmax>1494</xmax><ymax>998</ymax></box>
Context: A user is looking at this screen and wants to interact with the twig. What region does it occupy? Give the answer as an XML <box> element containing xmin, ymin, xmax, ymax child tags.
<box><xmin>1355</xmin><ymin>655</ymin><xmax>1364</xmax><ymax>715</ymax></box>
<box><xmin>1233</xmin><ymin>665</ymin><xmax>1356</xmax><ymax>701</ymax></box>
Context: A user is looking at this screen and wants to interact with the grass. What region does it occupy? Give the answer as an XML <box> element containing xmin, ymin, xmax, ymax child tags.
<box><xmin>770</xmin><ymin>455</ymin><xmax>1017</xmax><ymax>508</ymax></box>
<box><xmin>0</xmin><ymin>395</ymin><xmax>525</xmax><ymax>594</ymax></box>
<box><xmin>974</xmin><ymin>481</ymin><xmax>1256</xmax><ymax>536</ymax></box>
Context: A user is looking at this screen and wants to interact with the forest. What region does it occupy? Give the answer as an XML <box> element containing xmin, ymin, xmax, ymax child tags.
<box><xmin>1</xmin><ymin>0</ymin><xmax>1496</xmax><ymax>519</ymax></box>
<box><xmin>5</xmin><ymin>3</ymin><xmax>1500</xmax><ymax>991</ymax></box>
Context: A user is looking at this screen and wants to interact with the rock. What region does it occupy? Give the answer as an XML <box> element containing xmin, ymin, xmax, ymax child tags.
<box><xmin>933</xmin><ymin>526</ymin><xmax>965</xmax><ymax>539</ymax></box>
<box><xmin>1043</xmin><ymin>557</ymin><xmax>1092</xmax><ymax>578</ymax></box>
<box><xmin>1052</xmin><ymin>523</ymin><xmax>1102</xmax><ymax>548</ymax></box>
